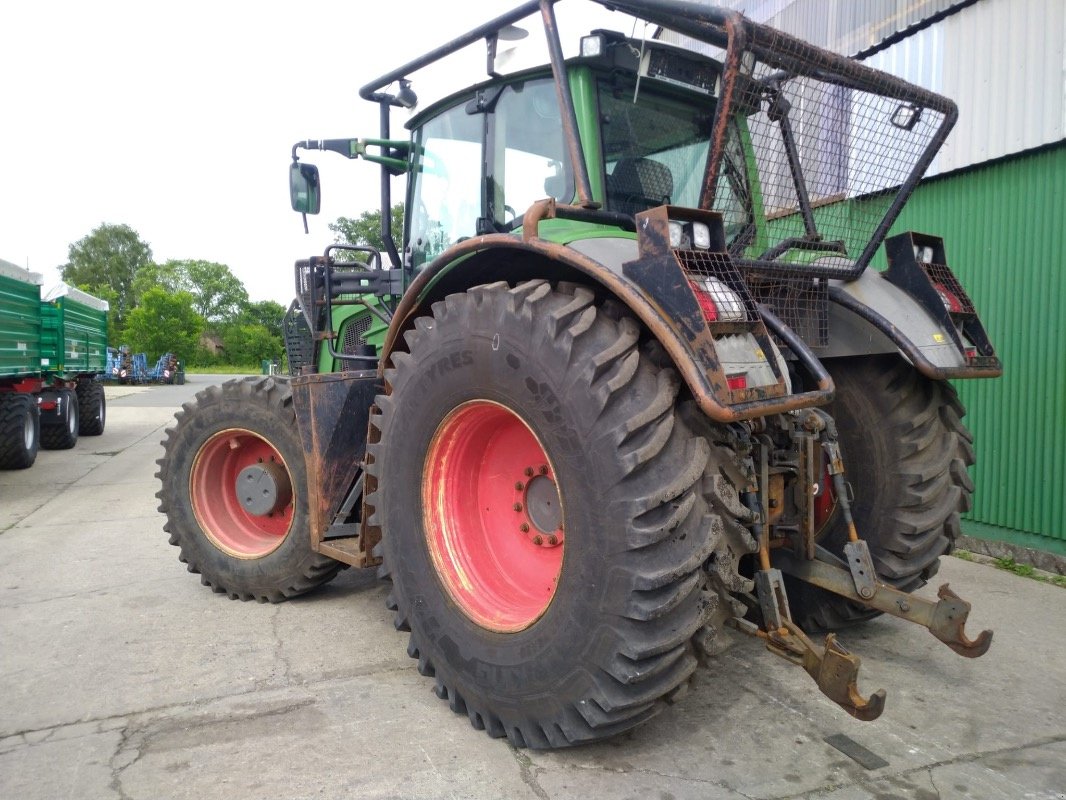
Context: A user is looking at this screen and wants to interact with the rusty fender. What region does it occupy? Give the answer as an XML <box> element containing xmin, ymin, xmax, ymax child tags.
<box><xmin>380</xmin><ymin>202</ymin><xmax>832</xmax><ymax>423</ymax></box>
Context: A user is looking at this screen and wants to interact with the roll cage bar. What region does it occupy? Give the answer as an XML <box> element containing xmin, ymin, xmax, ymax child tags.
<box><xmin>358</xmin><ymin>0</ymin><xmax>957</xmax><ymax>281</ymax></box>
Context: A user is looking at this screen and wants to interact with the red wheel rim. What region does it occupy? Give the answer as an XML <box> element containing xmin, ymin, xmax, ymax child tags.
<box><xmin>423</xmin><ymin>401</ymin><xmax>564</xmax><ymax>633</ymax></box>
<box><xmin>190</xmin><ymin>428</ymin><xmax>294</xmax><ymax>558</ymax></box>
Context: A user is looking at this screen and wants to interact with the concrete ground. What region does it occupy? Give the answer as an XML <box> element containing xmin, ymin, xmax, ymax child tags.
<box><xmin>1</xmin><ymin>375</ymin><xmax>1063</xmax><ymax>800</ymax></box>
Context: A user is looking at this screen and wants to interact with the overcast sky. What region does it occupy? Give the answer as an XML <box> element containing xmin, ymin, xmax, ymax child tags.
<box><xmin>0</xmin><ymin>0</ymin><xmax>636</xmax><ymax>305</ymax></box>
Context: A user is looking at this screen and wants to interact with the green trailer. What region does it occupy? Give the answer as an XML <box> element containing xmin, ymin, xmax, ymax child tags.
<box><xmin>0</xmin><ymin>258</ymin><xmax>108</xmax><ymax>469</ymax></box>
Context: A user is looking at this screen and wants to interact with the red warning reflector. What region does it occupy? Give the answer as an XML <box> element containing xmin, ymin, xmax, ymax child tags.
<box><xmin>727</xmin><ymin>373</ymin><xmax>747</xmax><ymax>390</ymax></box>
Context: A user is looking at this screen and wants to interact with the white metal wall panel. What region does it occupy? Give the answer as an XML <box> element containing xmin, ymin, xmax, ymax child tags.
<box><xmin>659</xmin><ymin>0</ymin><xmax>1065</xmax><ymax>172</ymax></box>
<box><xmin>697</xmin><ymin>0</ymin><xmax>968</xmax><ymax>55</ymax></box>
<box><xmin>864</xmin><ymin>0</ymin><xmax>1065</xmax><ymax>173</ymax></box>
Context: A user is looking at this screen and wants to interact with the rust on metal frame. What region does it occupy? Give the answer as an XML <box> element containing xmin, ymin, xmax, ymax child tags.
<box><xmin>701</xmin><ymin>12</ymin><xmax>745</xmax><ymax>209</ymax></box>
<box><xmin>774</xmin><ymin>549</ymin><xmax>993</xmax><ymax>658</ymax></box>
<box><xmin>385</xmin><ymin>201</ymin><xmax>833</xmax><ymax>423</ymax></box>
<box><xmin>290</xmin><ymin>370</ymin><xmax>382</xmax><ymax>567</ymax></box>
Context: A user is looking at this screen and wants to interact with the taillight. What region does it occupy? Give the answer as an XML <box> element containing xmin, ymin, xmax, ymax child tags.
<box><xmin>689</xmin><ymin>278</ymin><xmax>745</xmax><ymax>322</ymax></box>
<box><xmin>934</xmin><ymin>282</ymin><xmax>964</xmax><ymax>313</ymax></box>
<box><xmin>727</xmin><ymin>373</ymin><xmax>747</xmax><ymax>390</ymax></box>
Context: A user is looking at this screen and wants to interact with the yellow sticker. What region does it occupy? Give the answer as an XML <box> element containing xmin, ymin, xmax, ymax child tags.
<box><xmin>754</xmin><ymin>348</ymin><xmax>766</xmax><ymax>361</ymax></box>
<box><xmin>933</xmin><ymin>333</ymin><xmax>946</xmax><ymax>343</ymax></box>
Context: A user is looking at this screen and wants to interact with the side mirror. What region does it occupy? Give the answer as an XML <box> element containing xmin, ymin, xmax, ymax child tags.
<box><xmin>290</xmin><ymin>162</ymin><xmax>321</xmax><ymax>214</ymax></box>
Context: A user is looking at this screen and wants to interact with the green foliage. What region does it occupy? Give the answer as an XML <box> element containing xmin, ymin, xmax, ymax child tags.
<box><xmin>329</xmin><ymin>204</ymin><xmax>404</xmax><ymax>259</ymax></box>
<box><xmin>150</xmin><ymin>259</ymin><xmax>249</xmax><ymax>323</ymax></box>
<box><xmin>238</xmin><ymin>299</ymin><xmax>286</xmax><ymax>339</ymax></box>
<box><xmin>131</xmin><ymin>261</ymin><xmax>188</xmax><ymax>303</ymax></box>
<box><xmin>61</xmin><ymin>223</ymin><xmax>153</xmax><ymax>329</ymax></box>
<box><xmin>219</xmin><ymin>322</ymin><xmax>283</xmax><ymax>366</ymax></box>
<box><xmin>125</xmin><ymin>288</ymin><xmax>203</xmax><ymax>362</ymax></box>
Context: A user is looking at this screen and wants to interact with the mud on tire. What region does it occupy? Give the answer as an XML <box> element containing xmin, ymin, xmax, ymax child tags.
<box><xmin>788</xmin><ymin>354</ymin><xmax>975</xmax><ymax>630</ymax></box>
<box><xmin>366</xmin><ymin>280</ymin><xmax>748</xmax><ymax>747</ymax></box>
<box><xmin>156</xmin><ymin>376</ymin><xmax>342</xmax><ymax>602</ymax></box>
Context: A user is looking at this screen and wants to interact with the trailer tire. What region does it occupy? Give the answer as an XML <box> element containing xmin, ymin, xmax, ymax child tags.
<box><xmin>366</xmin><ymin>280</ymin><xmax>744</xmax><ymax>747</ymax></box>
<box><xmin>41</xmin><ymin>388</ymin><xmax>79</xmax><ymax>450</ymax></box>
<box><xmin>156</xmin><ymin>376</ymin><xmax>343</xmax><ymax>602</ymax></box>
<box><xmin>788</xmin><ymin>355</ymin><xmax>974</xmax><ymax>630</ymax></box>
<box><xmin>77</xmin><ymin>381</ymin><xmax>106</xmax><ymax>436</ymax></box>
<box><xmin>0</xmin><ymin>394</ymin><xmax>40</xmax><ymax>470</ymax></box>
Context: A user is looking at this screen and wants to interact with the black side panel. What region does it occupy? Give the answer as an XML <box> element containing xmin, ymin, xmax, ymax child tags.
<box><xmin>283</xmin><ymin>300</ymin><xmax>315</xmax><ymax>376</ymax></box>
<box><xmin>290</xmin><ymin>372</ymin><xmax>382</xmax><ymax>542</ymax></box>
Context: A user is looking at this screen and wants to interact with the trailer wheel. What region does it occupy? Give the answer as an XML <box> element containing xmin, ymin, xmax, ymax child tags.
<box><xmin>0</xmin><ymin>394</ymin><xmax>40</xmax><ymax>470</ymax></box>
<box><xmin>77</xmin><ymin>381</ymin><xmax>106</xmax><ymax>436</ymax></box>
<box><xmin>788</xmin><ymin>355</ymin><xmax>974</xmax><ymax>630</ymax></box>
<box><xmin>41</xmin><ymin>388</ymin><xmax>79</xmax><ymax>450</ymax></box>
<box><xmin>366</xmin><ymin>281</ymin><xmax>743</xmax><ymax>747</ymax></box>
<box><xmin>156</xmin><ymin>376</ymin><xmax>342</xmax><ymax>602</ymax></box>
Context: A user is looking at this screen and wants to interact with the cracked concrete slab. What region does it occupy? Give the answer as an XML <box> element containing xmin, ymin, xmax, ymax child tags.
<box><xmin>1</xmin><ymin>374</ymin><xmax>1064</xmax><ymax>799</ymax></box>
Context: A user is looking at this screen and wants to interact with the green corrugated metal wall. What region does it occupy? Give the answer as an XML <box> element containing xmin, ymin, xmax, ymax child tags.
<box><xmin>880</xmin><ymin>143</ymin><xmax>1066</xmax><ymax>555</ymax></box>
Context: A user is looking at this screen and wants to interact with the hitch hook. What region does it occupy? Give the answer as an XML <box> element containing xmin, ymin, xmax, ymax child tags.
<box><xmin>930</xmin><ymin>584</ymin><xmax>993</xmax><ymax>658</ymax></box>
<box><xmin>764</xmin><ymin>619</ymin><xmax>887</xmax><ymax>721</ymax></box>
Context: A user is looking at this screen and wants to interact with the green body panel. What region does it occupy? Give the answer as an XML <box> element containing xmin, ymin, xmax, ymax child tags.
<box><xmin>884</xmin><ymin>144</ymin><xmax>1065</xmax><ymax>555</ymax></box>
<box><xmin>0</xmin><ymin>264</ymin><xmax>42</xmax><ymax>380</ymax></box>
<box><xmin>569</xmin><ymin>66</ymin><xmax>605</xmax><ymax>203</ymax></box>
<box><xmin>317</xmin><ymin>296</ymin><xmax>391</xmax><ymax>374</ymax></box>
<box><xmin>39</xmin><ymin>293</ymin><xmax>108</xmax><ymax>378</ymax></box>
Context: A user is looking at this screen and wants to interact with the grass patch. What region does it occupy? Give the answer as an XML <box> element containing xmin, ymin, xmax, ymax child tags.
<box><xmin>956</xmin><ymin>550</ymin><xmax>1066</xmax><ymax>589</ymax></box>
<box><xmin>185</xmin><ymin>365</ymin><xmax>262</xmax><ymax>375</ymax></box>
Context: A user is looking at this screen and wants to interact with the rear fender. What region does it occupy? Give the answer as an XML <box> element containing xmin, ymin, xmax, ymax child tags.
<box><xmin>381</xmin><ymin>206</ymin><xmax>833</xmax><ymax>422</ymax></box>
<box><xmin>824</xmin><ymin>232</ymin><xmax>1001</xmax><ymax>379</ymax></box>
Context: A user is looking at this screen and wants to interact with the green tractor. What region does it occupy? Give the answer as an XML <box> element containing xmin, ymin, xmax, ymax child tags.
<box><xmin>158</xmin><ymin>0</ymin><xmax>1000</xmax><ymax>746</ymax></box>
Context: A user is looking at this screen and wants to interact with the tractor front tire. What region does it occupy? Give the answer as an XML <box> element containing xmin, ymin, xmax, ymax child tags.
<box><xmin>41</xmin><ymin>388</ymin><xmax>79</xmax><ymax>450</ymax></box>
<box><xmin>366</xmin><ymin>281</ymin><xmax>742</xmax><ymax>747</ymax></box>
<box><xmin>77</xmin><ymin>381</ymin><xmax>106</xmax><ymax>436</ymax></box>
<box><xmin>156</xmin><ymin>376</ymin><xmax>342</xmax><ymax>602</ymax></box>
<box><xmin>788</xmin><ymin>354</ymin><xmax>974</xmax><ymax>630</ymax></box>
<box><xmin>0</xmin><ymin>394</ymin><xmax>40</xmax><ymax>470</ymax></box>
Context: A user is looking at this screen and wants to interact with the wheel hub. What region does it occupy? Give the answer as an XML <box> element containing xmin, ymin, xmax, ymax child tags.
<box><xmin>514</xmin><ymin>470</ymin><xmax>563</xmax><ymax>547</ymax></box>
<box><xmin>236</xmin><ymin>461</ymin><xmax>292</xmax><ymax>517</ymax></box>
<box><xmin>190</xmin><ymin>429</ymin><xmax>294</xmax><ymax>559</ymax></box>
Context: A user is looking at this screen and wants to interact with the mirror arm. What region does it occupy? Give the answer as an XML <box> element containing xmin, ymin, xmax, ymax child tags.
<box><xmin>291</xmin><ymin>139</ymin><xmax>409</xmax><ymax>174</ymax></box>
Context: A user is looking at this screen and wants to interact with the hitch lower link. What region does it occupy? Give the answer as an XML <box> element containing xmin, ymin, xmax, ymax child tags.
<box><xmin>731</xmin><ymin>410</ymin><xmax>993</xmax><ymax>721</ymax></box>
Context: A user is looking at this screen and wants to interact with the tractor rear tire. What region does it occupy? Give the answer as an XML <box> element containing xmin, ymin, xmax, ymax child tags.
<box><xmin>788</xmin><ymin>355</ymin><xmax>975</xmax><ymax>630</ymax></box>
<box><xmin>156</xmin><ymin>376</ymin><xmax>343</xmax><ymax>602</ymax></box>
<box><xmin>366</xmin><ymin>280</ymin><xmax>745</xmax><ymax>747</ymax></box>
<box><xmin>0</xmin><ymin>394</ymin><xmax>40</xmax><ymax>470</ymax></box>
<box><xmin>41</xmin><ymin>388</ymin><xmax>79</xmax><ymax>450</ymax></box>
<box><xmin>77</xmin><ymin>381</ymin><xmax>106</xmax><ymax>436</ymax></box>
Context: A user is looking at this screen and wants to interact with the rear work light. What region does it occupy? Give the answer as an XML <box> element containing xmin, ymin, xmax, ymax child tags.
<box><xmin>669</xmin><ymin>220</ymin><xmax>713</xmax><ymax>250</ymax></box>
<box><xmin>934</xmin><ymin>282</ymin><xmax>964</xmax><ymax>313</ymax></box>
<box><xmin>689</xmin><ymin>277</ymin><xmax>745</xmax><ymax>323</ymax></box>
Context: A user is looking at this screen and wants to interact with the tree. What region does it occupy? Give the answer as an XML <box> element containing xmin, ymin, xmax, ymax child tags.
<box><xmin>329</xmin><ymin>204</ymin><xmax>404</xmax><ymax>260</ymax></box>
<box><xmin>131</xmin><ymin>261</ymin><xmax>189</xmax><ymax>304</ymax></box>
<box><xmin>125</xmin><ymin>288</ymin><xmax>203</xmax><ymax>362</ymax></box>
<box><xmin>61</xmin><ymin>223</ymin><xmax>153</xmax><ymax>330</ymax></box>
<box><xmin>137</xmin><ymin>259</ymin><xmax>248</xmax><ymax>324</ymax></box>
<box><xmin>220</xmin><ymin>322</ymin><xmax>282</xmax><ymax>366</ymax></box>
<box><xmin>239</xmin><ymin>300</ymin><xmax>287</xmax><ymax>339</ymax></box>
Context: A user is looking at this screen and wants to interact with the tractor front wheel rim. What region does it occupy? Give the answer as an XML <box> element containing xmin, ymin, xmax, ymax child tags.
<box><xmin>190</xmin><ymin>428</ymin><xmax>294</xmax><ymax>558</ymax></box>
<box><xmin>423</xmin><ymin>401</ymin><xmax>564</xmax><ymax>633</ymax></box>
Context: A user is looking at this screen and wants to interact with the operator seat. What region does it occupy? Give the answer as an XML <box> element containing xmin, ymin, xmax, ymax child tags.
<box><xmin>607</xmin><ymin>157</ymin><xmax>673</xmax><ymax>216</ymax></box>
